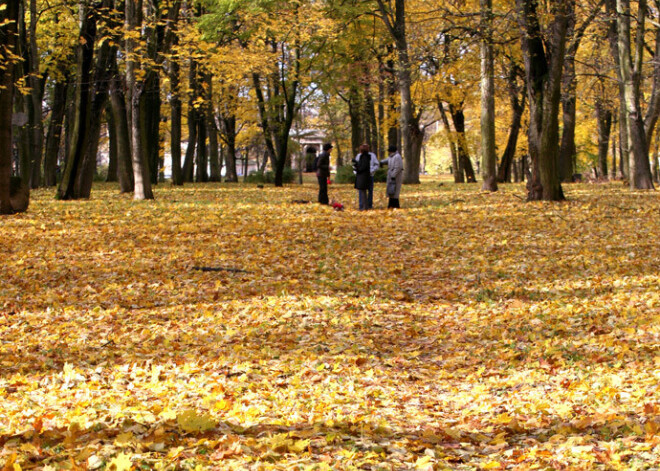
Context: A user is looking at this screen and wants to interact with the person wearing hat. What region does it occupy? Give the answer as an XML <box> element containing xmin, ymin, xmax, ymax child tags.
<box><xmin>316</xmin><ymin>143</ymin><xmax>333</xmax><ymax>205</ymax></box>
<box><xmin>380</xmin><ymin>145</ymin><xmax>404</xmax><ymax>208</ymax></box>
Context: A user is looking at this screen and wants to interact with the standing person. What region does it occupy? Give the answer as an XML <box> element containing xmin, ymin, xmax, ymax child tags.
<box><xmin>368</xmin><ymin>148</ymin><xmax>379</xmax><ymax>209</ymax></box>
<box><xmin>381</xmin><ymin>145</ymin><xmax>404</xmax><ymax>208</ymax></box>
<box><xmin>353</xmin><ymin>144</ymin><xmax>371</xmax><ymax>210</ymax></box>
<box><xmin>316</xmin><ymin>143</ymin><xmax>332</xmax><ymax>205</ymax></box>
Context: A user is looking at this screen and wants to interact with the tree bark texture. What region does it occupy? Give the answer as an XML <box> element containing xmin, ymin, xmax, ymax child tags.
<box><xmin>497</xmin><ymin>63</ymin><xmax>526</xmax><ymax>183</ymax></box>
<box><xmin>596</xmin><ymin>100</ymin><xmax>613</xmax><ymax>179</ymax></box>
<box><xmin>109</xmin><ymin>72</ymin><xmax>134</xmax><ymax>193</ymax></box>
<box><xmin>57</xmin><ymin>4</ymin><xmax>97</xmax><ymax>200</ymax></box>
<box><xmin>169</xmin><ymin>58</ymin><xmax>183</xmax><ymax>185</ymax></box>
<box><xmin>480</xmin><ymin>0</ymin><xmax>498</xmax><ymax>191</ymax></box>
<box><xmin>516</xmin><ymin>0</ymin><xmax>569</xmax><ymax>201</ymax></box>
<box><xmin>615</xmin><ymin>0</ymin><xmax>653</xmax><ymax>189</ymax></box>
<box><xmin>0</xmin><ymin>0</ymin><xmax>19</xmax><ymax>214</ymax></box>
<box><xmin>43</xmin><ymin>79</ymin><xmax>68</xmax><ymax>187</ymax></box>
<box><xmin>126</xmin><ymin>0</ymin><xmax>154</xmax><ymax>200</ymax></box>
<box><xmin>183</xmin><ymin>59</ymin><xmax>198</xmax><ymax>183</ymax></box>
<box><xmin>450</xmin><ymin>103</ymin><xmax>477</xmax><ymax>183</ymax></box>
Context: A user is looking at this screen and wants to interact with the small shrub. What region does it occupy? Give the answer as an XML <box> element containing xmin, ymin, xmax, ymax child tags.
<box><xmin>245</xmin><ymin>171</ymin><xmax>267</xmax><ymax>184</ymax></box>
<box><xmin>95</xmin><ymin>165</ymin><xmax>109</xmax><ymax>182</ymax></box>
<box><xmin>335</xmin><ymin>165</ymin><xmax>356</xmax><ymax>184</ymax></box>
<box><xmin>246</xmin><ymin>167</ymin><xmax>296</xmax><ymax>184</ymax></box>
<box><xmin>373</xmin><ymin>167</ymin><xmax>387</xmax><ymax>183</ymax></box>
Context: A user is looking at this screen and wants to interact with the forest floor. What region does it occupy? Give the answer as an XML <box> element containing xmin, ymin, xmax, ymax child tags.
<box><xmin>1</xmin><ymin>180</ymin><xmax>659</xmax><ymax>470</ymax></box>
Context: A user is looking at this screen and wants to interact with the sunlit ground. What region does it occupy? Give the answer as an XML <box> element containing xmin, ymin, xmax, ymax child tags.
<box><xmin>1</xmin><ymin>180</ymin><xmax>659</xmax><ymax>470</ymax></box>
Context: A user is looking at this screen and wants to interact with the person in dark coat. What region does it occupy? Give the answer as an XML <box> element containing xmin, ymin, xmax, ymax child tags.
<box><xmin>353</xmin><ymin>144</ymin><xmax>372</xmax><ymax>210</ymax></box>
<box><xmin>316</xmin><ymin>143</ymin><xmax>332</xmax><ymax>205</ymax></box>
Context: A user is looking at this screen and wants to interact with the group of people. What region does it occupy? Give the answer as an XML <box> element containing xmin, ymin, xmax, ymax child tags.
<box><xmin>309</xmin><ymin>143</ymin><xmax>403</xmax><ymax>210</ymax></box>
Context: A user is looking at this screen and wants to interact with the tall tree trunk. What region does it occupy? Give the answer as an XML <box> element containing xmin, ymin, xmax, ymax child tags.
<box><xmin>480</xmin><ymin>0</ymin><xmax>497</xmax><ymax>191</ymax></box>
<box><xmin>558</xmin><ymin>53</ymin><xmax>577</xmax><ymax>182</ymax></box>
<box><xmin>376</xmin><ymin>0</ymin><xmax>420</xmax><ymax>183</ymax></box>
<box><xmin>364</xmin><ymin>87</ymin><xmax>379</xmax><ymax>153</ymax></box>
<box><xmin>0</xmin><ymin>0</ymin><xmax>19</xmax><ymax>214</ymax></box>
<box><xmin>644</xmin><ymin>2</ymin><xmax>660</xmax><ymax>153</ymax></box>
<box><xmin>450</xmin><ymin>103</ymin><xmax>476</xmax><ymax>182</ymax></box>
<box><xmin>611</xmin><ymin>115</ymin><xmax>618</xmax><ymax>178</ymax></box>
<box><xmin>43</xmin><ymin>78</ymin><xmax>68</xmax><ymax>187</ymax></box>
<box><xmin>57</xmin><ymin>3</ymin><xmax>96</xmax><ymax>200</ymax></box>
<box><xmin>169</xmin><ymin>58</ymin><xmax>183</xmax><ymax>185</ymax></box>
<box><xmin>251</xmin><ymin>63</ymin><xmax>298</xmax><ymax>187</ymax></box>
<box><xmin>348</xmin><ymin>85</ymin><xmax>363</xmax><ymax>155</ymax></box>
<box><xmin>516</xmin><ymin>0</ymin><xmax>570</xmax><ymax>201</ymax></box>
<box><xmin>27</xmin><ymin>0</ymin><xmax>44</xmax><ymax>189</ymax></box>
<box><xmin>616</xmin><ymin>0</ymin><xmax>653</xmax><ymax>189</ymax></box>
<box><xmin>438</xmin><ymin>100</ymin><xmax>462</xmax><ymax>183</ymax></box>
<box><xmin>498</xmin><ymin>65</ymin><xmax>526</xmax><ymax>183</ymax></box>
<box><xmin>126</xmin><ymin>0</ymin><xmax>153</xmax><ymax>200</ymax></box>
<box><xmin>106</xmin><ymin>103</ymin><xmax>118</xmax><ymax>182</ymax></box>
<box><xmin>109</xmin><ymin>72</ymin><xmax>134</xmax><ymax>193</ymax></box>
<box><xmin>182</xmin><ymin>59</ymin><xmax>198</xmax><ymax>182</ymax></box>
<box><xmin>195</xmin><ymin>108</ymin><xmax>208</xmax><ymax>182</ymax></box>
<box><xmin>558</xmin><ymin>3</ymin><xmax>599</xmax><ymax>182</ymax></box>
<box><xmin>143</xmin><ymin>70</ymin><xmax>161</xmax><ymax>184</ymax></box>
<box><xmin>205</xmin><ymin>74</ymin><xmax>221</xmax><ymax>182</ymax></box>
<box><xmin>222</xmin><ymin>116</ymin><xmax>238</xmax><ymax>182</ymax></box>
<box><xmin>596</xmin><ymin>100</ymin><xmax>613</xmax><ymax>179</ymax></box>
<box><xmin>652</xmin><ymin>127</ymin><xmax>660</xmax><ymax>182</ymax></box>
<box><xmin>76</xmin><ymin>31</ymin><xmax>114</xmax><ymax>198</ymax></box>
<box><xmin>607</xmin><ymin>0</ymin><xmax>630</xmax><ymax>178</ymax></box>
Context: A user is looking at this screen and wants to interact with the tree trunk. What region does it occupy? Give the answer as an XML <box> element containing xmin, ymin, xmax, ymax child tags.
<box><xmin>376</xmin><ymin>0</ymin><xmax>419</xmax><ymax>184</ymax></box>
<box><xmin>222</xmin><ymin>117</ymin><xmax>238</xmax><ymax>182</ymax></box>
<box><xmin>558</xmin><ymin>54</ymin><xmax>577</xmax><ymax>182</ymax></box>
<box><xmin>109</xmin><ymin>72</ymin><xmax>134</xmax><ymax>193</ymax></box>
<box><xmin>498</xmin><ymin>66</ymin><xmax>525</xmax><ymax>183</ymax></box>
<box><xmin>450</xmin><ymin>103</ymin><xmax>476</xmax><ymax>182</ymax></box>
<box><xmin>126</xmin><ymin>0</ymin><xmax>154</xmax><ymax>200</ymax></box>
<box><xmin>606</xmin><ymin>0</ymin><xmax>629</xmax><ymax>178</ymax></box>
<box><xmin>106</xmin><ymin>103</ymin><xmax>118</xmax><ymax>182</ymax></box>
<box><xmin>438</xmin><ymin>100</ymin><xmax>462</xmax><ymax>182</ymax></box>
<box><xmin>611</xmin><ymin>115</ymin><xmax>618</xmax><ymax>178</ymax></box>
<box><xmin>76</xmin><ymin>34</ymin><xmax>114</xmax><ymax>198</ymax></box>
<box><xmin>143</xmin><ymin>70</ymin><xmax>161</xmax><ymax>185</ymax></box>
<box><xmin>195</xmin><ymin>108</ymin><xmax>208</xmax><ymax>182</ymax></box>
<box><xmin>26</xmin><ymin>0</ymin><xmax>44</xmax><ymax>189</ymax></box>
<box><xmin>205</xmin><ymin>74</ymin><xmax>221</xmax><ymax>182</ymax></box>
<box><xmin>480</xmin><ymin>0</ymin><xmax>497</xmax><ymax>191</ymax></box>
<box><xmin>43</xmin><ymin>78</ymin><xmax>68</xmax><ymax>187</ymax></box>
<box><xmin>616</xmin><ymin>0</ymin><xmax>653</xmax><ymax>189</ymax></box>
<box><xmin>0</xmin><ymin>0</ymin><xmax>19</xmax><ymax>214</ymax></box>
<box><xmin>644</xmin><ymin>17</ymin><xmax>660</xmax><ymax>150</ymax></box>
<box><xmin>348</xmin><ymin>85</ymin><xmax>363</xmax><ymax>156</ymax></box>
<box><xmin>596</xmin><ymin>100</ymin><xmax>612</xmax><ymax>179</ymax></box>
<box><xmin>169</xmin><ymin>59</ymin><xmax>183</xmax><ymax>186</ymax></box>
<box><xmin>57</xmin><ymin>3</ymin><xmax>96</xmax><ymax>200</ymax></box>
<box><xmin>182</xmin><ymin>60</ymin><xmax>198</xmax><ymax>182</ymax></box>
<box><xmin>516</xmin><ymin>0</ymin><xmax>569</xmax><ymax>201</ymax></box>
<box><xmin>251</xmin><ymin>64</ymin><xmax>298</xmax><ymax>187</ymax></box>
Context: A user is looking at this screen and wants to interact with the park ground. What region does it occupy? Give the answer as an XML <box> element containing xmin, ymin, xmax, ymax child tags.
<box><xmin>1</xmin><ymin>180</ymin><xmax>659</xmax><ymax>470</ymax></box>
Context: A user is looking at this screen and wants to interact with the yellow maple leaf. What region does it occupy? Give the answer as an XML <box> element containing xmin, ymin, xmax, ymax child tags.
<box><xmin>177</xmin><ymin>410</ymin><xmax>217</xmax><ymax>433</ymax></box>
<box><xmin>107</xmin><ymin>453</ymin><xmax>132</xmax><ymax>471</ymax></box>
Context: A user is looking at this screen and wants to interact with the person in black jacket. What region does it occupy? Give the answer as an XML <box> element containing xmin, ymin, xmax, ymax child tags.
<box><xmin>316</xmin><ymin>143</ymin><xmax>332</xmax><ymax>204</ymax></box>
<box><xmin>353</xmin><ymin>144</ymin><xmax>372</xmax><ymax>210</ymax></box>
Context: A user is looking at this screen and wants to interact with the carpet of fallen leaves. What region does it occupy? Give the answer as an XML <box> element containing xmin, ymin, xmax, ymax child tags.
<box><xmin>1</xmin><ymin>180</ymin><xmax>659</xmax><ymax>470</ymax></box>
